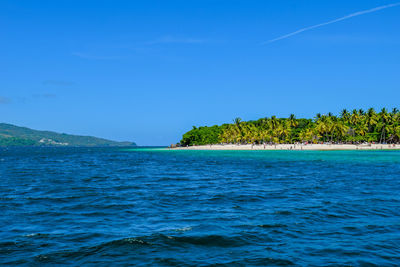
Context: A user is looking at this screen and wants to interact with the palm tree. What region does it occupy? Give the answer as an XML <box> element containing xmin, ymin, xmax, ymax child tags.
<box><xmin>270</xmin><ymin>116</ymin><xmax>279</xmax><ymax>129</ymax></box>
<box><xmin>388</xmin><ymin>123</ymin><xmax>400</xmax><ymax>143</ymax></box>
<box><xmin>299</xmin><ymin>129</ymin><xmax>307</xmax><ymax>143</ymax></box>
<box><xmin>277</xmin><ymin>120</ymin><xmax>291</xmax><ymax>143</ymax></box>
<box><xmin>233</xmin><ymin>117</ymin><xmax>243</xmax><ymax>143</ymax></box>
<box><xmin>340</xmin><ymin>109</ymin><xmax>350</xmax><ymax>123</ymax></box>
<box><xmin>378</xmin><ymin>108</ymin><xmax>390</xmax><ymax>143</ymax></box>
<box><xmin>366</xmin><ymin>108</ymin><xmax>378</xmax><ymax>133</ymax></box>
<box><xmin>355</xmin><ymin>122</ymin><xmax>368</xmax><ymax>139</ymax></box>
<box><xmin>315</xmin><ymin>113</ymin><xmax>322</xmax><ymax>122</ymax></box>
<box><xmin>268</xmin><ymin>116</ymin><xmax>280</xmax><ymax>143</ymax></box>
<box><xmin>316</xmin><ymin>116</ymin><xmax>328</xmax><ymax>142</ymax></box>
<box><xmin>288</xmin><ymin>114</ymin><xmax>298</xmax><ymax>127</ymax></box>
<box><xmin>387</xmin><ymin>111</ymin><xmax>400</xmax><ymax>143</ymax></box>
<box><xmin>234</xmin><ymin>117</ymin><xmax>242</xmax><ymax>125</ymax></box>
<box><xmin>180</xmin><ymin>107</ymin><xmax>400</xmax><ymax>146</ymax></box>
<box><xmin>350</xmin><ymin>109</ymin><xmax>359</xmax><ymax>126</ymax></box>
<box><xmin>261</xmin><ymin>126</ymin><xmax>271</xmax><ymax>144</ymax></box>
<box><xmin>335</xmin><ymin>121</ymin><xmax>349</xmax><ymax>142</ymax></box>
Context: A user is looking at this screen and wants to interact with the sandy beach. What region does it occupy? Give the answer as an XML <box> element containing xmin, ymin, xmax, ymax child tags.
<box><xmin>170</xmin><ymin>143</ymin><xmax>400</xmax><ymax>151</ymax></box>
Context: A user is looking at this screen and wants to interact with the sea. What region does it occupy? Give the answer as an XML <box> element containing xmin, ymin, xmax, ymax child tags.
<box><xmin>0</xmin><ymin>147</ymin><xmax>399</xmax><ymax>266</ymax></box>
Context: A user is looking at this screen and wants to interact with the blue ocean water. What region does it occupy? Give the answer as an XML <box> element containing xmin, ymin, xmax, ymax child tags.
<box><xmin>0</xmin><ymin>147</ymin><xmax>399</xmax><ymax>266</ymax></box>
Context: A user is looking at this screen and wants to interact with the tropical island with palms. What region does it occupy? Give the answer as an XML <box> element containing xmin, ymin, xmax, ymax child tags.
<box><xmin>174</xmin><ymin>108</ymin><xmax>400</xmax><ymax>150</ymax></box>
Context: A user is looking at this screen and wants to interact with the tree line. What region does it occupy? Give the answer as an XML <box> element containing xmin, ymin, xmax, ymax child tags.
<box><xmin>179</xmin><ymin>108</ymin><xmax>400</xmax><ymax>146</ymax></box>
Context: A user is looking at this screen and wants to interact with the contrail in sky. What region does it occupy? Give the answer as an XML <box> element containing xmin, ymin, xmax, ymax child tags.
<box><xmin>262</xmin><ymin>2</ymin><xmax>400</xmax><ymax>44</ymax></box>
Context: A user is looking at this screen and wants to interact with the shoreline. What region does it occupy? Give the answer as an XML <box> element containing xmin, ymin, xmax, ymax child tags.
<box><xmin>169</xmin><ymin>143</ymin><xmax>400</xmax><ymax>151</ymax></box>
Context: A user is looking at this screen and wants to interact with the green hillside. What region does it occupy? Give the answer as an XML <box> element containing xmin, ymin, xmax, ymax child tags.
<box><xmin>0</xmin><ymin>123</ymin><xmax>136</xmax><ymax>147</ymax></box>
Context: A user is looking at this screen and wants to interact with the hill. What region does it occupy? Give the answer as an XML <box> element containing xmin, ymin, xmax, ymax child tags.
<box><xmin>0</xmin><ymin>123</ymin><xmax>136</xmax><ymax>147</ymax></box>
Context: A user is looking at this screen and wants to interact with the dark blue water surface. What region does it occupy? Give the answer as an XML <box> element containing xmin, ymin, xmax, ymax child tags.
<box><xmin>1</xmin><ymin>147</ymin><xmax>400</xmax><ymax>266</ymax></box>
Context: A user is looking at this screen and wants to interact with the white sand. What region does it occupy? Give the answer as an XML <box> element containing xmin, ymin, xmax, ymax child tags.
<box><xmin>170</xmin><ymin>143</ymin><xmax>400</xmax><ymax>151</ymax></box>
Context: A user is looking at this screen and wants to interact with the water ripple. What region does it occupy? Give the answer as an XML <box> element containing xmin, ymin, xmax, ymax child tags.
<box><xmin>1</xmin><ymin>147</ymin><xmax>400</xmax><ymax>265</ymax></box>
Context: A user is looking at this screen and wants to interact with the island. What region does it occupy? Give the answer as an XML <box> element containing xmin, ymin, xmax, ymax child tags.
<box><xmin>0</xmin><ymin>123</ymin><xmax>136</xmax><ymax>147</ymax></box>
<box><xmin>174</xmin><ymin>108</ymin><xmax>400</xmax><ymax>150</ymax></box>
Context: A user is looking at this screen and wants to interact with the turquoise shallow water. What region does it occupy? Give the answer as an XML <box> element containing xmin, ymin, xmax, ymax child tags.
<box><xmin>1</xmin><ymin>147</ymin><xmax>400</xmax><ymax>266</ymax></box>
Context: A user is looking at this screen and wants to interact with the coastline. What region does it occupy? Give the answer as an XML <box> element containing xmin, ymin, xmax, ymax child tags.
<box><xmin>169</xmin><ymin>143</ymin><xmax>400</xmax><ymax>151</ymax></box>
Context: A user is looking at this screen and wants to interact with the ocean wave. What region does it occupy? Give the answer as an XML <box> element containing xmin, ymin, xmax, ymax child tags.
<box><xmin>2</xmin><ymin>148</ymin><xmax>400</xmax><ymax>265</ymax></box>
<box><xmin>4</xmin><ymin>233</ymin><xmax>254</xmax><ymax>265</ymax></box>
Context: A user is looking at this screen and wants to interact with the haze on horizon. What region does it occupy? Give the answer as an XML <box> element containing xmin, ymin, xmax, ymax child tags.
<box><xmin>1</xmin><ymin>0</ymin><xmax>399</xmax><ymax>146</ymax></box>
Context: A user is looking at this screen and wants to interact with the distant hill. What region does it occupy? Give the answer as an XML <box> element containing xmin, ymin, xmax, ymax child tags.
<box><xmin>0</xmin><ymin>123</ymin><xmax>136</xmax><ymax>147</ymax></box>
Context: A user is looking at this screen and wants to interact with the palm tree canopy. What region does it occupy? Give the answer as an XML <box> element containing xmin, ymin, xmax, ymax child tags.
<box><xmin>179</xmin><ymin>107</ymin><xmax>400</xmax><ymax>146</ymax></box>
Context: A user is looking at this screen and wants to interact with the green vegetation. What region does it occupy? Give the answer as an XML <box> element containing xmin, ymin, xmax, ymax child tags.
<box><xmin>180</xmin><ymin>108</ymin><xmax>400</xmax><ymax>146</ymax></box>
<box><xmin>0</xmin><ymin>123</ymin><xmax>136</xmax><ymax>147</ymax></box>
<box><xmin>0</xmin><ymin>136</ymin><xmax>37</xmax><ymax>146</ymax></box>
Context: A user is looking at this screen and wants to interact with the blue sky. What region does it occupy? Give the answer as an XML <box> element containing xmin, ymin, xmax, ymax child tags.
<box><xmin>1</xmin><ymin>0</ymin><xmax>399</xmax><ymax>145</ymax></box>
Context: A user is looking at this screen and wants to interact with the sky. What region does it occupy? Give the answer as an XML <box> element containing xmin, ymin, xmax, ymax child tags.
<box><xmin>1</xmin><ymin>0</ymin><xmax>400</xmax><ymax>145</ymax></box>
